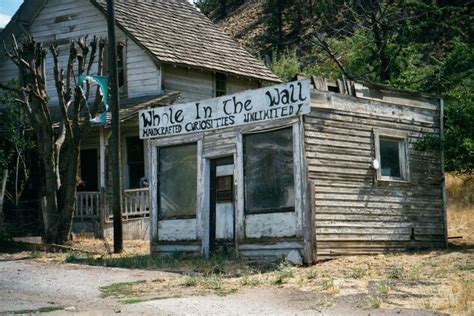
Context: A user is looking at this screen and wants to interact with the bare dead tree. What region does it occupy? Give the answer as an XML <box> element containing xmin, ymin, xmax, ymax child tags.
<box><xmin>1</xmin><ymin>36</ymin><xmax>106</xmax><ymax>243</ymax></box>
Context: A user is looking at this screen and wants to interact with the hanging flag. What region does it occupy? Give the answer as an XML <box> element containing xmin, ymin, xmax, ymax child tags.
<box><xmin>78</xmin><ymin>74</ymin><xmax>109</xmax><ymax>125</ymax></box>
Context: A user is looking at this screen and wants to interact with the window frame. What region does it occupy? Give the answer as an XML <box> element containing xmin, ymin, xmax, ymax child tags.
<box><xmin>374</xmin><ymin>130</ymin><xmax>410</xmax><ymax>182</ymax></box>
<box><xmin>214</xmin><ymin>72</ymin><xmax>227</xmax><ymax>97</ymax></box>
<box><xmin>104</xmin><ymin>41</ymin><xmax>127</xmax><ymax>97</ymax></box>
<box><xmin>126</xmin><ymin>136</ymin><xmax>144</xmax><ymax>189</ymax></box>
<box><xmin>243</xmin><ymin>127</ymin><xmax>296</xmax><ymax>215</ymax></box>
<box><xmin>157</xmin><ymin>142</ymin><xmax>198</xmax><ymax>220</ymax></box>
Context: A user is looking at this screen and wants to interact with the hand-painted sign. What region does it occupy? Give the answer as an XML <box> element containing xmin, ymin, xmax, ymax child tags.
<box><xmin>139</xmin><ymin>80</ymin><xmax>310</xmax><ymax>139</ymax></box>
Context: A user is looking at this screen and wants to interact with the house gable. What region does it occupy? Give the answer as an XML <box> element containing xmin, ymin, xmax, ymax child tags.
<box><xmin>0</xmin><ymin>0</ymin><xmax>162</xmax><ymax>103</ymax></box>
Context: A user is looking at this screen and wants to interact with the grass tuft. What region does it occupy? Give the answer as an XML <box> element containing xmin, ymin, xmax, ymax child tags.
<box><xmin>350</xmin><ymin>267</ymin><xmax>366</xmax><ymax>279</ymax></box>
<box><xmin>100</xmin><ymin>280</ymin><xmax>146</xmax><ymax>299</ymax></box>
<box><xmin>387</xmin><ymin>265</ymin><xmax>404</xmax><ymax>279</ymax></box>
<box><xmin>10</xmin><ymin>306</ymin><xmax>63</xmax><ymax>314</ymax></box>
<box><xmin>271</xmin><ymin>261</ymin><xmax>294</xmax><ymax>285</ymax></box>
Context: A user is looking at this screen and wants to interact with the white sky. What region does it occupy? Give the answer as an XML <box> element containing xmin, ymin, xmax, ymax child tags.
<box><xmin>0</xmin><ymin>13</ymin><xmax>10</xmax><ymax>28</ymax></box>
<box><xmin>0</xmin><ymin>0</ymin><xmax>197</xmax><ymax>28</ymax></box>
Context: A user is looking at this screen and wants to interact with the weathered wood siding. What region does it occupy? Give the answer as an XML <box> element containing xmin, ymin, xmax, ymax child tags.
<box><xmin>162</xmin><ymin>65</ymin><xmax>259</xmax><ymax>104</ymax></box>
<box><xmin>0</xmin><ymin>0</ymin><xmax>161</xmax><ymax>102</ymax></box>
<box><xmin>305</xmin><ymin>89</ymin><xmax>444</xmax><ymax>258</ymax></box>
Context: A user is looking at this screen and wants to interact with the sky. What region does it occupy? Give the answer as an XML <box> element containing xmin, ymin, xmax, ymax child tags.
<box><xmin>0</xmin><ymin>0</ymin><xmax>196</xmax><ymax>28</ymax></box>
<box><xmin>0</xmin><ymin>0</ymin><xmax>23</xmax><ymax>28</ymax></box>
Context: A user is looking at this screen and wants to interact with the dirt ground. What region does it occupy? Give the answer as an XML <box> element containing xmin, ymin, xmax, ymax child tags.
<box><xmin>0</xmin><ymin>174</ymin><xmax>472</xmax><ymax>315</ymax></box>
<box><xmin>0</xmin><ymin>239</ymin><xmax>472</xmax><ymax>315</ymax></box>
<box><xmin>1</xmin><ymin>251</ymin><xmax>465</xmax><ymax>316</ymax></box>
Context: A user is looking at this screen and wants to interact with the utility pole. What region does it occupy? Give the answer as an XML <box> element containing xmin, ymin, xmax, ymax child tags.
<box><xmin>106</xmin><ymin>0</ymin><xmax>123</xmax><ymax>253</ymax></box>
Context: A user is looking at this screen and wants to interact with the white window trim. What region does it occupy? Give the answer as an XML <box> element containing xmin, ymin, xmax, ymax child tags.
<box><xmin>374</xmin><ymin>129</ymin><xmax>410</xmax><ymax>182</ymax></box>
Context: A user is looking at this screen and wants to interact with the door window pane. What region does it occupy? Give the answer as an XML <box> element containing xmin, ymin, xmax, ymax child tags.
<box><xmin>380</xmin><ymin>138</ymin><xmax>401</xmax><ymax>178</ymax></box>
<box><xmin>244</xmin><ymin>128</ymin><xmax>294</xmax><ymax>214</ymax></box>
<box><xmin>126</xmin><ymin>137</ymin><xmax>144</xmax><ymax>189</ymax></box>
<box><xmin>79</xmin><ymin>149</ymin><xmax>98</xmax><ymax>191</ymax></box>
<box><xmin>159</xmin><ymin>143</ymin><xmax>197</xmax><ymax>219</ymax></box>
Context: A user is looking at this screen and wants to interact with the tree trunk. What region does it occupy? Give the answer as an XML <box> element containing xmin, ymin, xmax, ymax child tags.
<box><xmin>0</xmin><ymin>169</ymin><xmax>8</xmax><ymax>231</ymax></box>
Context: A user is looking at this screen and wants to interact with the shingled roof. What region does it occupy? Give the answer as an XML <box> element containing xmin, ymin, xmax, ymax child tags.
<box><xmin>92</xmin><ymin>0</ymin><xmax>280</xmax><ymax>83</ymax></box>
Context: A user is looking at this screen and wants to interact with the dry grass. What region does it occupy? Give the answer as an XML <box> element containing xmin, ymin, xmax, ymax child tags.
<box><xmin>446</xmin><ymin>173</ymin><xmax>474</xmax><ymax>245</ymax></box>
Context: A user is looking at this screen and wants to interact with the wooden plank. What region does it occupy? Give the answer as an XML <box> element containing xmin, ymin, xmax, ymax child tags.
<box><xmin>245</xmin><ymin>212</ymin><xmax>297</xmax><ymax>238</ymax></box>
<box><xmin>293</xmin><ymin>121</ymin><xmax>303</xmax><ymax>236</ymax></box>
<box><xmin>158</xmin><ymin>219</ymin><xmax>198</xmax><ymax>241</ymax></box>
<box><xmin>235</xmin><ymin>133</ymin><xmax>245</xmax><ymax>242</ymax></box>
<box><xmin>239</xmin><ymin>241</ymin><xmax>303</xmax><ymax>250</ymax></box>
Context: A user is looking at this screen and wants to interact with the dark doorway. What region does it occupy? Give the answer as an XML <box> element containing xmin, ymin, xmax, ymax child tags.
<box><xmin>79</xmin><ymin>148</ymin><xmax>98</xmax><ymax>191</ymax></box>
<box><xmin>209</xmin><ymin>156</ymin><xmax>235</xmax><ymax>255</ymax></box>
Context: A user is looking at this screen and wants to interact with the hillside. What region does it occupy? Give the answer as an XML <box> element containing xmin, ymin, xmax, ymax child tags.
<box><xmin>206</xmin><ymin>0</ymin><xmax>473</xmax><ymax>175</ymax></box>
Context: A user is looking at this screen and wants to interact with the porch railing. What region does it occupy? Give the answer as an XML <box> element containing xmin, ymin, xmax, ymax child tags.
<box><xmin>76</xmin><ymin>188</ymin><xmax>150</xmax><ymax>221</ymax></box>
<box><xmin>75</xmin><ymin>191</ymin><xmax>101</xmax><ymax>220</ymax></box>
<box><xmin>120</xmin><ymin>188</ymin><xmax>150</xmax><ymax>219</ymax></box>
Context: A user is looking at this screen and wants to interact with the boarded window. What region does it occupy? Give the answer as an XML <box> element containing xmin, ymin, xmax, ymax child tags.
<box><xmin>158</xmin><ymin>143</ymin><xmax>197</xmax><ymax>219</ymax></box>
<box><xmin>244</xmin><ymin>128</ymin><xmax>294</xmax><ymax>214</ymax></box>
<box><xmin>126</xmin><ymin>137</ymin><xmax>144</xmax><ymax>189</ymax></box>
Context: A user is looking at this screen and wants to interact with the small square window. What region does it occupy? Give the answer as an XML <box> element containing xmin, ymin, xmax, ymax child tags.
<box><xmin>375</xmin><ymin>132</ymin><xmax>409</xmax><ymax>182</ymax></box>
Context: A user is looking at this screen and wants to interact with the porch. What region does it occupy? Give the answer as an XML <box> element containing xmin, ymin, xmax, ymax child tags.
<box><xmin>73</xmin><ymin>188</ymin><xmax>150</xmax><ymax>240</ymax></box>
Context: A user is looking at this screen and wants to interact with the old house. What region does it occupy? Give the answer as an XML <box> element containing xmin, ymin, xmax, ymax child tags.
<box><xmin>0</xmin><ymin>0</ymin><xmax>279</xmax><ymax>238</ymax></box>
<box><xmin>140</xmin><ymin>78</ymin><xmax>446</xmax><ymax>262</ymax></box>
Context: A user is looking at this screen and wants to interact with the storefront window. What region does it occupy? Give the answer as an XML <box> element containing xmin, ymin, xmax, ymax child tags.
<box><xmin>158</xmin><ymin>143</ymin><xmax>197</xmax><ymax>219</ymax></box>
<box><xmin>244</xmin><ymin>128</ymin><xmax>295</xmax><ymax>214</ymax></box>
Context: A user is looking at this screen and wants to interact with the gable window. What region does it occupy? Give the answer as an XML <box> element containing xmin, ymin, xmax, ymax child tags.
<box><xmin>375</xmin><ymin>131</ymin><xmax>409</xmax><ymax>181</ymax></box>
<box><xmin>243</xmin><ymin>128</ymin><xmax>295</xmax><ymax>214</ymax></box>
<box><xmin>215</xmin><ymin>73</ymin><xmax>227</xmax><ymax>97</ymax></box>
<box><xmin>158</xmin><ymin>143</ymin><xmax>197</xmax><ymax>219</ymax></box>
<box><xmin>126</xmin><ymin>137</ymin><xmax>144</xmax><ymax>189</ymax></box>
<box><xmin>104</xmin><ymin>42</ymin><xmax>127</xmax><ymax>95</ymax></box>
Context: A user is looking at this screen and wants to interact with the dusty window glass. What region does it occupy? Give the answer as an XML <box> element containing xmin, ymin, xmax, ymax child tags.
<box><xmin>244</xmin><ymin>128</ymin><xmax>295</xmax><ymax>214</ymax></box>
<box><xmin>215</xmin><ymin>73</ymin><xmax>226</xmax><ymax>97</ymax></box>
<box><xmin>158</xmin><ymin>143</ymin><xmax>197</xmax><ymax>219</ymax></box>
<box><xmin>126</xmin><ymin>137</ymin><xmax>144</xmax><ymax>189</ymax></box>
<box><xmin>380</xmin><ymin>138</ymin><xmax>401</xmax><ymax>178</ymax></box>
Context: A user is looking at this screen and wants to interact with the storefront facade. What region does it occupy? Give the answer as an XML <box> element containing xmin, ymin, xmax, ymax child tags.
<box><xmin>141</xmin><ymin>78</ymin><xmax>446</xmax><ymax>263</ymax></box>
<box><xmin>141</xmin><ymin>80</ymin><xmax>313</xmax><ymax>261</ymax></box>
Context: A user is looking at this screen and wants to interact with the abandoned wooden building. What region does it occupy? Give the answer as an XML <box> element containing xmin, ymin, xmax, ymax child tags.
<box><xmin>141</xmin><ymin>78</ymin><xmax>446</xmax><ymax>262</ymax></box>
<box><xmin>0</xmin><ymin>1</ymin><xmax>445</xmax><ymax>262</ymax></box>
<box><xmin>0</xmin><ymin>0</ymin><xmax>279</xmax><ymax>238</ymax></box>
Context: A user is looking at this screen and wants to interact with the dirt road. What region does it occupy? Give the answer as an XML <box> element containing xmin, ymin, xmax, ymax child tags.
<box><xmin>0</xmin><ymin>258</ymin><xmax>441</xmax><ymax>315</ymax></box>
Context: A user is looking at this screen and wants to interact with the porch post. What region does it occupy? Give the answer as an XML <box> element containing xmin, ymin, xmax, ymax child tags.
<box><xmin>99</xmin><ymin>127</ymin><xmax>107</xmax><ymax>238</ymax></box>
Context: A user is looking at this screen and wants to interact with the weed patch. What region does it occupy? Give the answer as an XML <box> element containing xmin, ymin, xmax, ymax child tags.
<box><xmin>349</xmin><ymin>267</ymin><xmax>366</xmax><ymax>279</ymax></box>
<box><xmin>100</xmin><ymin>280</ymin><xmax>146</xmax><ymax>299</ymax></box>
<box><xmin>10</xmin><ymin>306</ymin><xmax>63</xmax><ymax>314</ymax></box>
<box><xmin>387</xmin><ymin>265</ymin><xmax>404</xmax><ymax>279</ymax></box>
<box><xmin>271</xmin><ymin>262</ymin><xmax>294</xmax><ymax>285</ymax></box>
